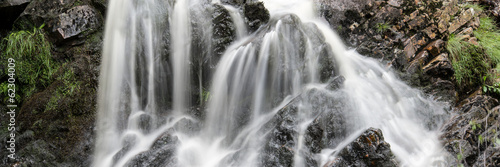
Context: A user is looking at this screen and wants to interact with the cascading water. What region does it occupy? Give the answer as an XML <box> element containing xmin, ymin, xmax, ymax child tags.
<box><xmin>94</xmin><ymin>0</ymin><xmax>450</xmax><ymax>166</ymax></box>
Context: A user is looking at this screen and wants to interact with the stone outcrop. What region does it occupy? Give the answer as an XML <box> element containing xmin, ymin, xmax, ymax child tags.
<box><xmin>14</xmin><ymin>0</ymin><xmax>104</xmax><ymax>45</ymax></box>
<box><xmin>441</xmin><ymin>95</ymin><xmax>500</xmax><ymax>166</ymax></box>
<box><xmin>50</xmin><ymin>5</ymin><xmax>101</xmax><ymax>44</ymax></box>
<box><xmin>324</xmin><ymin>128</ymin><xmax>398</xmax><ymax>167</ymax></box>
<box><xmin>0</xmin><ymin>0</ymin><xmax>104</xmax><ymax>166</ymax></box>
<box><xmin>243</xmin><ymin>1</ymin><xmax>270</xmax><ymax>32</ymax></box>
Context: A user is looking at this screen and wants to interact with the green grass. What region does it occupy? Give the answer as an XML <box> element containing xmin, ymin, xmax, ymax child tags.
<box><xmin>448</xmin><ymin>15</ymin><xmax>500</xmax><ymax>93</ymax></box>
<box><xmin>447</xmin><ymin>34</ymin><xmax>489</xmax><ymax>89</ymax></box>
<box><xmin>464</xmin><ymin>3</ymin><xmax>484</xmax><ymax>12</ymax></box>
<box><xmin>1</xmin><ymin>25</ymin><xmax>59</xmax><ymax>102</ymax></box>
<box><xmin>375</xmin><ymin>22</ymin><xmax>390</xmax><ymax>33</ymax></box>
<box><xmin>474</xmin><ymin>17</ymin><xmax>500</xmax><ymax>67</ymax></box>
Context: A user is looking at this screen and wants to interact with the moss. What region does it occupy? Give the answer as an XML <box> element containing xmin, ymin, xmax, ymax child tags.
<box><xmin>0</xmin><ymin>25</ymin><xmax>60</xmax><ymax>103</ymax></box>
<box><xmin>44</xmin><ymin>68</ymin><xmax>80</xmax><ymax>113</ymax></box>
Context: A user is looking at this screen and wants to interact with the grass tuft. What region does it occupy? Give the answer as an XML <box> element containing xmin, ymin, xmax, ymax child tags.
<box><xmin>464</xmin><ymin>3</ymin><xmax>484</xmax><ymax>12</ymax></box>
<box><xmin>447</xmin><ymin>34</ymin><xmax>489</xmax><ymax>89</ymax></box>
<box><xmin>1</xmin><ymin>24</ymin><xmax>59</xmax><ymax>102</ymax></box>
<box><xmin>474</xmin><ymin>17</ymin><xmax>500</xmax><ymax>67</ymax></box>
<box><xmin>375</xmin><ymin>22</ymin><xmax>390</xmax><ymax>33</ymax></box>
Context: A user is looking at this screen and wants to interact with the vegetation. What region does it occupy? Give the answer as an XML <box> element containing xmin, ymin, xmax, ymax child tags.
<box><xmin>1</xmin><ymin>25</ymin><xmax>59</xmax><ymax>103</ymax></box>
<box><xmin>45</xmin><ymin>68</ymin><xmax>81</xmax><ymax>113</ymax></box>
<box><xmin>464</xmin><ymin>3</ymin><xmax>484</xmax><ymax>12</ymax></box>
<box><xmin>447</xmin><ymin>13</ymin><xmax>500</xmax><ymax>94</ymax></box>
<box><xmin>474</xmin><ymin>17</ymin><xmax>500</xmax><ymax>67</ymax></box>
<box><xmin>447</xmin><ymin>34</ymin><xmax>489</xmax><ymax>90</ymax></box>
<box><xmin>375</xmin><ymin>22</ymin><xmax>390</xmax><ymax>33</ymax></box>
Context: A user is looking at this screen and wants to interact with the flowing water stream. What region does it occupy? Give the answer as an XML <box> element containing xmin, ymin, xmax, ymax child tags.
<box><xmin>94</xmin><ymin>0</ymin><xmax>449</xmax><ymax>166</ymax></box>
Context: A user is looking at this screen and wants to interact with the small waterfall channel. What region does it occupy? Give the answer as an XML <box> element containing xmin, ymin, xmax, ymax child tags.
<box><xmin>94</xmin><ymin>0</ymin><xmax>450</xmax><ymax>166</ymax></box>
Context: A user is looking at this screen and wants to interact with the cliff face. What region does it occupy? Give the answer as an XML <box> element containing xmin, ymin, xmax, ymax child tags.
<box><xmin>0</xmin><ymin>0</ymin><xmax>499</xmax><ymax>166</ymax></box>
<box><xmin>320</xmin><ymin>0</ymin><xmax>500</xmax><ymax>166</ymax></box>
<box><xmin>0</xmin><ymin>0</ymin><xmax>103</xmax><ymax>166</ymax></box>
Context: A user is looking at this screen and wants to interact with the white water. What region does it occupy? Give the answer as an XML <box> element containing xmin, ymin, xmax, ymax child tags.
<box><xmin>94</xmin><ymin>0</ymin><xmax>449</xmax><ymax>167</ymax></box>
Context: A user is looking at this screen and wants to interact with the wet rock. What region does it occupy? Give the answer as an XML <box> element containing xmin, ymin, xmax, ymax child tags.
<box><xmin>221</xmin><ymin>0</ymin><xmax>246</xmax><ymax>6</ymax></box>
<box><xmin>92</xmin><ymin>0</ymin><xmax>108</xmax><ymax>15</ymax></box>
<box><xmin>49</xmin><ymin>5</ymin><xmax>102</xmax><ymax>44</ymax></box>
<box><xmin>212</xmin><ymin>4</ymin><xmax>236</xmax><ymax>56</ymax></box>
<box><xmin>319</xmin><ymin>0</ymin><xmax>374</xmax><ymax>27</ymax></box>
<box><xmin>0</xmin><ymin>0</ymin><xmax>30</xmax><ymax>30</ymax></box>
<box><xmin>441</xmin><ymin>95</ymin><xmax>500</xmax><ymax>166</ymax></box>
<box><xmin>406</xmin><ymin>50</ymin><xmax>430</xmax><ymax>74</ymax></box>
<box><xmin>125</xmin><ymin>131</ymin><xmax>179</xmax><ymax>167</ymax></box>
<box><xmin>424</xmin><ymin>79</ymin><xmax>457</xmax><ymax>104</ymax></box>
<box><xmin>16</xmin><ymin>140</ymin><xmax>57</xmax><ymax>166</ymax></box>
<box><xmin>262</xmin><ymin>87</ymin><xmax>351</xmax><ymax>167</ymax></box>
<box><xmin>243</xmin><ymin>1</ymin><xmax>270</xmax><ymax>32</ymax></box>
<box><xmin>473</xmin><ymin>144</ymin><xmax>500</xmax><ymax>166</ymax></box>
<box><xmin>422</xmin><ymin>53</ymin><xmax>453</xmax><ymax>78</ymax></box>
<box><xmin>324</xmin><ymin>128</ymin><xmax>398</xmax><ymax>167</ymax></box>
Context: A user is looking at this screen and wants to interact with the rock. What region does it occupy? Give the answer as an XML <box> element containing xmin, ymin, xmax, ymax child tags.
<box><xmin>92</xmin><ymin>0</ymin><xmax>108</xmax><ymax>14</ymax></box>
<box><xmin>262</xmin><ymin>86</ymin><xmax>350</xmax><ymax>167</ymax></box>
<box><xmin>324</xmin><ymin>128</ymin><xmax>398</xmax><ymax>167</ymax></box>
<box><xmin>14</xmin><ymin>0</ymin><xmax>67</xmax><ymax>30</ymax></box>
<box><xmin>473</xmin><ymin>145</ymin><xmax>500</xmax><ymax>166</ymax></box>
<box><xmin>406</xmin><ymin>50</ymin><xmax>430</xmax><ymax>74</ymax></box>
<box><xmin>408</xmin><ymin>15</ymin><xmax>427</xmax><ymax>30</ymax></box>
<box><xmin>49</xmin><ymin>5</ymin><xmax>102</xmax><ymax>44</ymax></box>
<box><xmin>16</xmin><ymin>140</ymin><xmax>57</xmax><ymax>166</ymax></box>
<box><xmin>436</xmin><ymin>0</ymin><xmax>460</xmax><ymax>33</ymax></box>
<box><xmin>422</xmin><ymin>24</ymin><xmax>437</xmax><ymax>39</ymax></box>
<box><xmin>125</xmin><ymin>131</ymin><xmax>178</xmax><ymax>166</ymax></box>
<box><xmin>423</xmin><ymin>39</ymin><xmax>444</xmax><ymax>56</ymax></box>
<box><xmin>318</xmin><ymin>0</ymin><xmax>374</xmax><ymax>27</ymax></box>
<box><xmin>404</xmin><ymin>33</ymin><xmax>428</xmax><ymax>60</ymax></box>
<box><xmin>448</xmin><ymin>8</ymin><xmax>476</xmax><ymax>34</ymax></box>
<box><xmin>212</xmin><ymin>4</ymin><xmax>236</xmax><ymax>56</ymax></box>
<box><xmin>221</xmin><ymin>0</ymin><xmax>246</xmax><ymax>6</ymax></box>
<box><xmin>0</xmin><ymin>0</ymin><xmax>30</xmax><ymax>30</ymax></box>
<box><xmin>441</xmin><ymin>95</ymin><xmax>500</xmax><ymax>166</ymax></box>
<box><xmin>422</xmin><ymin>53</ymin><xmax>453</xmax><ymax>78</ymax></box>
<box><xmin>243</xmin><ymin>2</ymin><xmax>270</xmax><ymax>32</ymax></box>
<box><xmin>424</xmin><ymin>79</ymin><xmax>457</xmax><ymax>104</ymax></box>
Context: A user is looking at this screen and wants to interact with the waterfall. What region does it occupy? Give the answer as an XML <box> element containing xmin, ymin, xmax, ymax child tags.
<box><xmin>94</xmin><ymin>0</ymin><xmax>449</xmax><ymax>166</ymax></box>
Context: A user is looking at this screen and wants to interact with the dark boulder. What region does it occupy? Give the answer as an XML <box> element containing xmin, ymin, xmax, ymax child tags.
<box><xmin>243</xmin><ymin>1</ymin><xmax>269</xmax><ymax>32</ymax></box>
<box><xmin>0</xmin><ymin>0</ymin><xmax>30</xmax><ymax>30</ymax></box>
<box><xmin>324</xmin><ymin>128</ymin><xmax>398</xmax><ymax>167</ymax></box>
<box><xmin>124</xmin><ymin>131</ymin><xmax>179</xmax><ymax>167</ymax></box>
<box><xmin>48</xmin><ymin>5</ymin><xmax>102</xmax><ymax>45</ymax></box>
<box><xmin>13</xmin><ymin>0</ymin><xmax>104</xmax><ymax>45</ymax></box>
<box><xmin>212</xmin><ymin>4</ymin><xmax>236</xmax><ymax>56</ymax></box>
<box><xmin>221</xmin><ymin>0</ymin><xmax>246</xmax><ymax>6</ymax></box>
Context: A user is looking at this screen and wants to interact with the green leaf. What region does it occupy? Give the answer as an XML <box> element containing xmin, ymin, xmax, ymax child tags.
<box><xmin>483</xmin><ymin>86</ymin><xmax>488</xmax><ymax>92</ymax></box>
